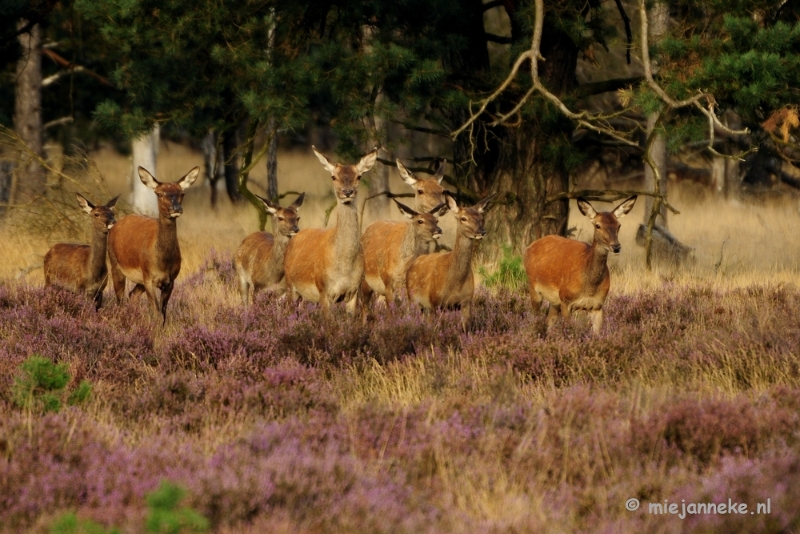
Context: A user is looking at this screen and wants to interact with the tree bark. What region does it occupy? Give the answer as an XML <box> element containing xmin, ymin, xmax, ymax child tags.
<box><xmin>475</xmin><ymin>15</ymin><xmax>578</xmax><ymax>252</ymax></box>
<box><xmin>202</xmin><ymin>130</ymin><xmax>224</xmax><ymax>208</ymax></box>
<box><xmin>223</xmin><ymin>128</ymin><xmax>242</xmax><ymax>203</ymax></box>
<box><xmin>13</xmin><ymin>21</ymin><xmax>46</xmax><ymax>204</ymax></box>
<box><xmin>130</xmin><ymin>124</ymin><xmax>160</xmax><ymax>215</ymax></box>
<box><xmin>643</xmin><ymin>0</ymin><xmax>669</xmax><ymax>228</ymax></box>
<box><xmin>266</xmin><ymin>118</ymin><xmax>278</xmax><ymax>201</ymax></box>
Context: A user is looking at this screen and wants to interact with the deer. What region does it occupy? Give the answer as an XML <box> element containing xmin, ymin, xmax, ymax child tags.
<box><xmin>524</xmin><ymin>196</ymin><xmax>637</xmax><ymax>334</ymax></box>
<box><xmin>283</xmin><ymin>146</ymin><xmax>377</xmax><ymax>319</ymax></box>
<box><xmin>107</xmin><ymin>166</ymin><xmax>199</xmax><ymax>324</ymax></box>
<box><xmin>405</xmin><ymin>193</ymin><xmax>494</xmax><ymax>330</ymax></box>
<box><xmin>43</xmin><ymin>193</ymin><xmax>119</xmax><ymax>309</ymax></box>
<box><xmin>234</xmin><ymin>192</ymin><xmax>305</xmax><ymax>305</ymax></box>
<box><xmin>397</xmin><ymin>158</ymin><xmax>449</xmax><ymax>252</ymax></box>
<box><xmin>360</xmin><ymin>199</ymin><xmax>446</xmax><ymax>318</ymax></box>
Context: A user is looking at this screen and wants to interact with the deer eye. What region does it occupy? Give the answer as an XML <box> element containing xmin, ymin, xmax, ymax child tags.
<box><xmin>278</xmin><ymin>217</ymin><xmax>284</xmax><ymax>221</ymax></box>
<box><xmin>595</xmin><ymin>223</ymin><xmax>601</xmax><ymax>228</ymax></box>
<box><xmin>297</xmin><ymin>217</ymin><xmax>301</xmax><ymax>221</ymax></box>
<box><xmin>417</xmin><ymin>189</ymin><xmax>423</xmax><ymax>194</ymax></box>
<box><xmin>418</xmin><ymin>219</ymin><xmax>423</xmax><ymax>224</ymax></box>
<box><xmin>461</xmin><ymin>217</ymin><xmax>467</xmax><ymax>222</ymax></box>
<box><xmin>94</xmin><ymin>213</ymin><xmax>99</xmax><ymax>217</ymax></box>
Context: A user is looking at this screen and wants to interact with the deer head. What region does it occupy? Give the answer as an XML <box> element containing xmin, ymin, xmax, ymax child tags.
<box><xmin>312</xmin><ymin>147</ymin><xmax>377</xmax><ymax>205</ymax></box>
<box><xmin>76</xmin><ymin>193</ymin><xmax>118</xmax><ymax>233</ymax></box>
<box><xmin>138</xmin><ymin>166</ymin><xmax>200</xmax><ymax>218</ymax></box>
<box><xmin>576</xmin><ymin>196</ymin><xmax>637</xmax><ymax>254</ymax></box>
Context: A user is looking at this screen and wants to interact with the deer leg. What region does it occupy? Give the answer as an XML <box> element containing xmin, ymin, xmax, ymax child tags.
<box><xmin>360</xmin><ymin>280</ymin><xmax>373</xmax><ymax>325</ymax></box>
<box><xmin>345</xmin><ymin>290</ymin><xmax>359</xmax><ymax>317</ymax></box>
<box><xmin>460</xmin><ymin>301</ymin><xmax>471</xmax><ymax>332</ymax></box>
<box><xmin>159</xmin><ymin>281</ymin><xmax>175</xmax><ymax>325</ymax></box>
<box><xmin>238</xmin><ymin>274</ymin><xmax>251</xmax><ymax>306</ymax></box>
<box><xmin>589</xmin><ymin>308</ymin><xmax>604</xmax><ymax>334</ymax></box>
<box><xmin>142</xmin><ymin>281</ymin><xmax>161</xmax><ymax>319</ymax></box>
<box><xmin>546</xmin><ymin>302</ymin><xmax>560</xmax><ymax>331</ymax></box>
<box><xmin>110</xmin><ymin>262</ymin><xmax>126</xmax><ymax>303</ymax></box>
<box><xmin>129</xmin><ymin>284</ymin><xmax>146</xmax><ymax>299</ymax></box>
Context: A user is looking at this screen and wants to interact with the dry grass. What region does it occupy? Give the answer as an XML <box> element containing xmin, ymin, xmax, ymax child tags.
<box><xmin>3</xmin><ymin>143</ymin><xmax>800</xmax><ymax>532</ymax></box>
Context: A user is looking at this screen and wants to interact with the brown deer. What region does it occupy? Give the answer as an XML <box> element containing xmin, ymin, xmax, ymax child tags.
<box><xmin>43</xmin><ymin>193</ymin><xmax>119</xmax><ymax>309</ymax></box>
<box><xmin>405</xmin><ymin>193</ymin><xmax>494</xmax><ymax>330</ymax></box>
<box><xmin>396</xmin><ymin>159</ymin><xmax>447</xmax><ymax>213</ymax></box>
<box><xmin>234</xmin><ymin>193</ymin><xmax>305</xmax><ymax>305</ymax></box>
<box><xmin>360</xmin><ymin>199</ymin><xmax>446</xmax><ymax>316</ymax></box>
<box><xmin>524</xmin><ymin>196</ymin><xmax>637</xmax><ymax>334</ymax></box>
<box><xmin>283</xmin><ymin>146</ymin><xmax>377</xmax><ymax>319</ymax></box>
<box><xmin>107</xmin><ymin>166</ymin><xmax>199</xmax><ymax>323</ymax></box>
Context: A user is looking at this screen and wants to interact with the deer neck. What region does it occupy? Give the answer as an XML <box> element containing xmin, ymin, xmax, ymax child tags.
<box><xmin>446</xmin><ymin>230</ymin><xmax>475</xmax><ymax>285</ymax></box>
<box><xmin>88</xmin><ymin>227</ymin><xmax>109</xmax><ymax>279</ymax></box>
<box><xmin>271</xmin><ymin>232</ymin><xmax>291</xmax><ymax>262</ymax></box>
<box><xmin>333</xmin><ymin>202</ymin><xmax>360</xmax><ymax>261</ymax></box>
<box><xmin>156</xmin><ymin>214</ymin><xmax>180</xmax><ymax>263</ymax></box>
<box><xmin>586</xmin><ymin>239</ymin><xmax>610</xmax><ymax>288</ymax></box>
<box><xmin>400</xmin><ymin>223</ymin><xmax>426</xmax><ymax>262</ymax></box>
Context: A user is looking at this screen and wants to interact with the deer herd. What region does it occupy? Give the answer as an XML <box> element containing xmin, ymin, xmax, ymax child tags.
<box><xmin>43</xmin><ymin>146</ymin><xmax>637</xmax><ymax>334</ymax></box>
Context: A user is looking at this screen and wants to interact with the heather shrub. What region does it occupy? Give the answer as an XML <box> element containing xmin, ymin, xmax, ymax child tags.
<box><xmin>634</xmin><ymin>395</ymin><xmax>795</xmax><ymax>467</ymax></box>
<box><xmin>11</xmin><ymin>355</ymin><xmax>91</xmax><ymax>413</ymax></box>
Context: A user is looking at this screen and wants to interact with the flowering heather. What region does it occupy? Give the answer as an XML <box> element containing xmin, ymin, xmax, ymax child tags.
<box><xmin>2</xmin><ymin>253</ymin><xmax>800</xmax><ymax>532</ymax></box>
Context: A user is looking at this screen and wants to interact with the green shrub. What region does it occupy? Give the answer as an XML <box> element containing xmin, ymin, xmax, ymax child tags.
<box><xmin>50</xmin><ymin>481</ymin><xmax>207</xmax><ymax>534</ymax></box>
<box><xmin>12</xmin><ymin>355</ymin><xmax>92</xmax><ymax>413</ymax></box>
<box><xmin>479</xmin><ymin>245</ymin><xmax>527</xmax><ymax>291</ymax></box>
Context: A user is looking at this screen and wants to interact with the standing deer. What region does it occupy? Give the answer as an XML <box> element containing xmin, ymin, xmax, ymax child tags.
<box><xmin>405</xmin><ymin>193</ymin><xmax>494</xmax><ymax>330</ymax></box>
<box><xmin>235</xmin><ymin>193</ymin><xmax>305</xmax><ymax>305</ymax></box>
<box><xmin>524</xmin><ymin>196</ymin><xmax>637</xmax><ymax>334</ymax></box>
<box><xmin>397</xmin><ymin>158</ymin><xmax>449</xmax><ymax>252</ymax></box>
<box><xmin>107</xmin><ymin>166</ymin><xmax>199</xmax><ymax>323</ymax></box>
<box><xmin>283</xmin><ymin>146</ymin><xmax>377</xmax><ymax>319</ymax></box>
<box><xmin>360</xmin><ymin>199</ymin><xmax>446</xmax><ymax>317</ymax></box>
<box><xmin>43</xmin><ymin>193</ymin><xmax>118</xmax><ymax>309</ymax></box>
<box><xmin>396</xmin><ymin>159</ymin><xmax>447</xmax><ymax>213</ymax></box>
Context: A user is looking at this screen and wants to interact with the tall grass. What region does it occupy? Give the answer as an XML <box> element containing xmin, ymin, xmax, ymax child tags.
<box><xmin>1</xmin><ymin>144</ymin><xmax>800</xmax><ymax>532</ymax></box>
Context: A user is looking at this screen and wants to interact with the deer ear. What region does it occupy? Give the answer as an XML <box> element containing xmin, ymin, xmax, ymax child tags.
<box><xmin>445</xmin><ymin>193</ymin><xmax>460</xmax><ymax>215</ymax></box>
<box><xmin>393</xmin><ymin>199</ymin><xmax>418</xmax><ymax>219</ymax></box>
<box><xmin>289</xmin><ymin>192</ymin><xmax>305</xmax><ymax>210</ymax></box>
<box><xmin>105</xmin><ymin>195</ymin><xmax>120</xmax><ymax>209</ymax></box>
<box><xmin>429</xmin><ymin>202</ymin><xmax>448</xmax><ymax>217</ymax></box>
<box><xmin>356</xmin><ymin>148</ymin><xmax>378</xmax><ymax>175</ymax></box>
<box><xmin>76</xmin><ymin>193</ymin><xmax>94</xmax><ymax>214</ymax></box>
<box><xmin>613</xmin><ymin>195</ymin><xmax>637</xmax><ymax>219</ymax></box>
<box><xmin>178</xmin><ymin>167</ymin><xmax>200</xmax><ymax>190</ymax></box>
<box><xmin>138</xmin><ymin>167</ymin><xmax>160</xmax><ymax>190</ymax></box>
<box><xmin>434</xmin><ymin>160</ymin><xmax>446</xmax><ymax>184</ymax></box>
<box><xmin>312</xmin><ymin>146</ymin><xmax>336</xmax><ymax>173</ymax></box>
<box><xmin>577</xmin><ymin>198</ymin><xmax>597</xmax><ymax>219</ymax></box>
<box><xmin>475</xmin><ymin>193</ymin><xmax>495</xmax><ymax>214</ymax></box>
<box><xmin>256</xmin><ymin>194</ymin><xmax>280</xmax><ymax>215</ymax></box>
<box><xmin>397</xmin><ymin>160</ymin><xmax>417</xmax><ymax>186</ymax></box>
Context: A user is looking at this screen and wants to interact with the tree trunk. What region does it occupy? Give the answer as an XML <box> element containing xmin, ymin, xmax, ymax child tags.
<box><xmin>476</xmin><ymin>18</ymin><xmax>578</xmax><ymax>253</ymax></box>
<box><xmin>223</xmin><ymin>128</ymin><xmax>242</xmax><ymax>203</ymax></box>
<box><xmin>643</xmin><ymin>0</ymin><xmax>669</xmax><ymax>228</ymax></box>
<box><xmin>202</xmin><ymin>130</ymin><xmax>224</xmax><ymax>208</ymax></box>
<box><xmin>130</xmin><ymin>124</ymin><xmax>160</xmax><ymax>215</ymax></box>
<box><xmin>266</xmin><ymin>118</ymin><xmax>278</xmax><ymax>201</ymax></box>
<box><xmin>13</xmin><ymin>21</ymin><xmax>46</xmax><ymax>204</ymax></box>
